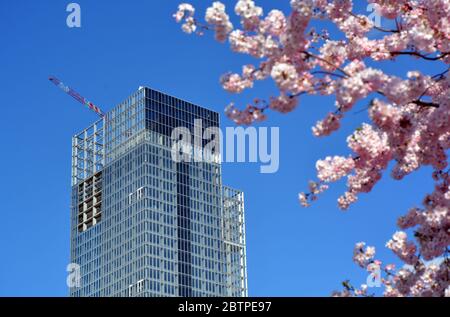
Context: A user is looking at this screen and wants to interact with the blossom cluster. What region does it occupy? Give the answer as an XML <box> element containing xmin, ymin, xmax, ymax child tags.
<box><xmin>174</xmin><ymin>0</ymin><xmax>450</xmax><ymax>296</ymax></box>
<box><xmin>205</xmin><ymin>2</ymin><xmax>234</xmax><ymax>42</ymax></box>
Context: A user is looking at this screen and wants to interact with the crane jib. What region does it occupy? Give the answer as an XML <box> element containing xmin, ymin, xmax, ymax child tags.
<box><xmin>49</xmin><ymin>76</ymin><xmax>105</xmax><ymax>117</ymax></box>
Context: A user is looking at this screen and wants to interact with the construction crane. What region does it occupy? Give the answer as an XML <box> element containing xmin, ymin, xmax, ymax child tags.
<box><xmin>49</xmin><ymin>76</ymin><xmax>105</xmax><ymax>117</ymax></box>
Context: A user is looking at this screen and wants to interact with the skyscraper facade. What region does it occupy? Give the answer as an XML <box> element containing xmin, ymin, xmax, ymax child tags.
<box><xmin>70</xmin><ymin>87</ymin><xmax>247</xmax><ymax>297</ymax></box>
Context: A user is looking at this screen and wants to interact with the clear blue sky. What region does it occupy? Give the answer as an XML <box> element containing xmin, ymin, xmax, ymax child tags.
<box><xmin>0</xmin><ymin>1</ymin><xmax>443</xmax><ymax>296</ymax></box>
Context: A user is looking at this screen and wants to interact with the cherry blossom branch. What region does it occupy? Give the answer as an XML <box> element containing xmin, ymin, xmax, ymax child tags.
<box><xmin>348</xmin><ymin>11</ymin><xmax>399</xmax><ymax>33</ymax></box>
<box><xmin>411</xmin><ymin>99</ymin><xmax>439</xmax><ymax>108</ymax></box>
<box><xmin>175</xmin><ymin>1</ymin><xmax>450</xmax><ymax>297</ymax></box>
<box><xmin>311</xmin><ymin>70</ymin><xmax>347</xmax><ymax>79</ymax></box>
<box><xmin>390</xmin><ymin>51</ymin><xmax>450</xmax><ymax>61</ymax></box>
<box><xmin>431</xmin><ymin>68</ymin><xmax>449</xmax><ymax>80</ymax></box>
<box><xmin>395</xmin><ymin>17</ymin><xmax>402</xmax><ymax>32</ymax></box>
<box><xmin>301</xmin><ymin>51</ymin><xmax>350</xmax><ymax>77</ymax></box>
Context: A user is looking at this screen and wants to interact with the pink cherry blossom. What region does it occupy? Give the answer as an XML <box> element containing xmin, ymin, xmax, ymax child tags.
<box><xmin>312</xmin><ymin>112</ymin><xmax>342</xmax><ymax>137</ymax></box>
<box><xmin>386</xmin><ymin>231</ymin><xmax>419</xmax><ymax>265</ymax></box>
<box><xmin>220</xmin><ymin>64</ymin><xmax>256</xmax><ymax>93</ymax></box>
<box><xmin>175</xmin><ymin>0</ymin><xmax>450</xmax><ymax>297</ymax></box>
<box><xmin>234</xmin><ymin>0</ymin><xmax>263</xmax><ymax>31</ymax></box>
<box><xmin>269</xmin><ymin>94</ymin><xmax>298</xmax><ymax>113</ymax></box>
<box><xmin>270</xmin><ymin>62</ymin><xmax>299</xmax><ymax>92</ymax></box>
<box><xmin>353</xmin><ymin>242</ymin><xmax>376</xmax><ymax>268</ymax></box>
<box><xmin>259</xmin><ymin>10</ymin><xmax>287</xmax><ymax>36</ymax></box>
<box><xmin>316</xmin><ymin>156</ymin><xmax>355</xmax><ymax>183</ymax></box>
<box><xmin>337</xmin><ymin>191</ymin><xmax>358</xmax><ymax>210</ymax></box>
<box><xmin>174</xmin><ymin>3</ymin><xmax>197</xmax><ymax>33</ymax></box>
<box><xmin>173</xmin><ymin>3</ymin><xmax>195</xmax><ymax>23</ymax></box>
<box><xmin>205</xmin><ymin>2</ymin><xmax>233</xmax><ymax>42</ymax></box>
<box><xmin>319</xmin><ymin>40</ymin><xmax>346</xmax><ymax>71</ymax></box>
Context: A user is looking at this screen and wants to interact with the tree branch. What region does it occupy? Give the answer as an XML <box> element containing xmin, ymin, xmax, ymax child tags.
<box><xmin>302</xmin><ymin>51</ymin><xmax>350</xmax><ymax>77</ymax></box>
<box><xmin>390</xmin><ymin>51</ymin><xmax>450</xmax><ymax>61</ymax></box>
<box><xmin>411</xmin><ymin>100</ymin><xmax>439</xmax><ymax>108</ymax></box>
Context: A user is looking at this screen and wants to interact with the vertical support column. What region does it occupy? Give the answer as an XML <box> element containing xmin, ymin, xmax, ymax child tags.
<box><xmin>177</xmin><ymin>162</ymin><xmax>192</xmax><ymax>297</ymax></box>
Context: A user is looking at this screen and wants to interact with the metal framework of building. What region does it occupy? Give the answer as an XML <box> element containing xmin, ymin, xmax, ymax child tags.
<box><xmin>71</xmin><ymin>119</ymin><xmax>104</xmax><ymax>186</ymax></box>
<box><xmin>223</xmin><ymin>186</ymin><xmax>248</xmax><ymax>296</ymax></box>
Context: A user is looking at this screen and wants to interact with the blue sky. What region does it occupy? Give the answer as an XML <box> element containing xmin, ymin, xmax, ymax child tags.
<box><xmin>0</xmin><ymin>1</ymin><xmax>444</xmax><ymax>296</ymax></box>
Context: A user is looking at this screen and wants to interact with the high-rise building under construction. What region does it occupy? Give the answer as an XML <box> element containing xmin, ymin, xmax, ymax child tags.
<box><xmin>69</xmin><ymin>87</ymin><xmax>247</xmax><ymax>297</ymax></box>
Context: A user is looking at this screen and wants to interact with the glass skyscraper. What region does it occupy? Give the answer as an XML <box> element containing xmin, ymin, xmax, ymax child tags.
<box><xmin>70</xmin><ymin>87</ymin><xmax>247</xmax><ymax>297</ymax></box>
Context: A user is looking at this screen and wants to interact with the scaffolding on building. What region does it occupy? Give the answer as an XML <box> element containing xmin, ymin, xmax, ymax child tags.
<box><xmin>72</xmin><ymin>119</ymin><xmax>105</xmax><ymax>186</ymax></box>
<box><xmin>222</xmin><ymin>186</ymin><xmax>248</xmax><ymax>297</ymax></box>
